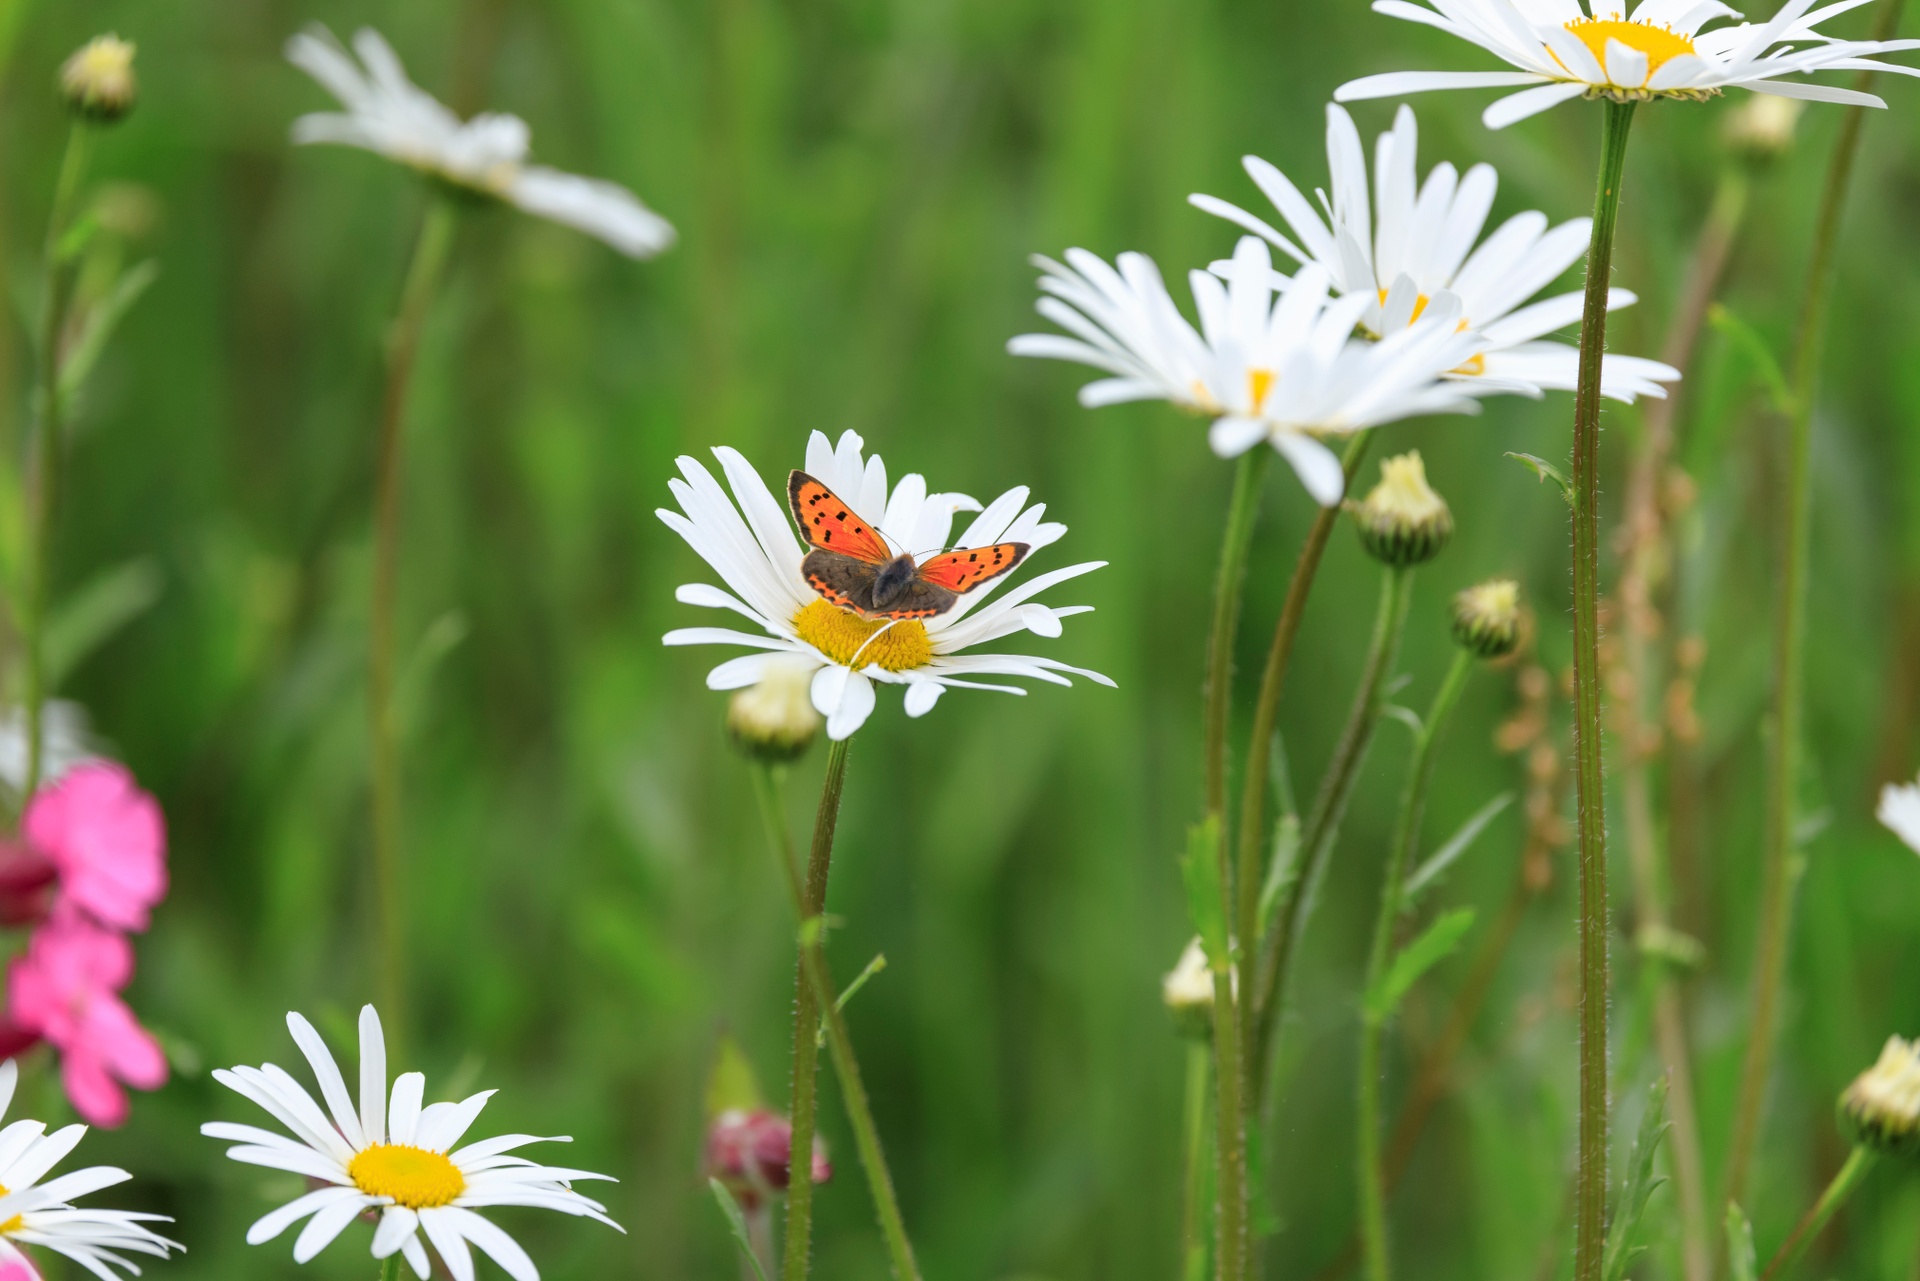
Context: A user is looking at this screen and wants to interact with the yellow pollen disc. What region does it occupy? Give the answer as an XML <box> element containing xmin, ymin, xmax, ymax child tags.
<box><xmin>793</xmin><ymin>599</ymin><xmax>933</xmax><ymax>671</ymax></box>
<box><xmin>1247</xmin><ymin>368</ymin><xmax>1276</xmax><ymax>409</ymax></box>
<box><xmin>1564</xmin><ymin>18</ymin><xmax>1696</xmax><ymax>76</ymax></box>
<box><xmin>348</xmin><ymin>1144</ymin><xmax>466</xmax><ymax>1210</ymax></box>
<box><xmin>0</xmin><ymin>1181</ymin><xmax>18</xmax><ymax>1234</ymax></box>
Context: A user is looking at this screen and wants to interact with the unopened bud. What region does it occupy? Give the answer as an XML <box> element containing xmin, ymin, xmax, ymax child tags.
<box><xmin>1350</xmin><ymin>452</ymin><xmax>1451</xmax><ymax>568</ymax></box>
<box><xmin>1162</xmin><ymin>937</ymin><xmax>1225</xmax><ymax>1039</ymax></box>
<box><xmin>1881</xmin><ymin>776</ymin><xmax>1920</xmax><ymax>855</ymax></box>
<box><xmin>1840</xmin><ymin>1036</ymin><xmax>1920</xmax><ymax>1156</ymax></box>
<box><xmin>727</xmin><ymin>659</ymin><xmax>821</xmax><ymax>763</ymax></box>
<box><xmin>61</xmin><ymin>36</ymin><xmax>137</xmax><ymax>123</ymax></box>
<box><xmin>705</xmin><ymin>1108</ymin><xmax>831</xmax><ymax>1210</ymax></box>
<box><xmin>1452</xmin><ymin>579</ymin><xmax>1522</xmax><ymax>659</ymax></box>
<box><xmin>1722</xmin><ymin>94</ymin><xmax>1801</xmax><ymax>162</ymax></box>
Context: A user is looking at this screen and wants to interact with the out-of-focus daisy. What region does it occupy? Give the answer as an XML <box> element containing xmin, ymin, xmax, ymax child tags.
<box><xmin>0</xmin><ymin>1058</ymin><xmax>182</xmax><ymax>1279</ymax></box>
<box><xmin>0</xmin><ymin>702</ymin><xmax>95</xmax><ymax>801</ymax></box>
<box><xmin>1336</xmin><ymin>0</ymin><xmax>1920</xmax><ymax>129</ymax></box>
<box><xmin>1191</xmin><ymin>104</ymin><xmax>1678</xmax><ymax>401</ymax></box>
<box><xmin>204</xmin><ymin>1006</ymin><xmax>620</xmax><ymax>1281</ymax></box>
<box><xmin>658</xmin><ymin>431</ymin><xmax>1112</xmax><ymax>740</ymax></box>
<box><xmin>1881</xmin><ymin>774</ymin><xmax>1920</xmax><ymax>854</ymax></box>
<box><xmin>286</xmin><ymin>25</ymin><xmax>674</xmax><ymax>258</ymax></box>
<box><xmin>1010</xmin><ymin>236</ymin><xmax>1510</xmax><ymax>504</ymax></box>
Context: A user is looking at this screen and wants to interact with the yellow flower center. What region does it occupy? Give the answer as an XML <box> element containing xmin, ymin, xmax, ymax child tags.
<box><xmin>347</xmin><ymin>1144</ymin><xmax>466</xmax><ymax>1209</ymax></box>
<box><xmin>0</xmin><ymin>1181</ymin><xmax>18</xmax><ymax>1234</ymax></box>
<box><xmin>1564</xmin><ymin>18</ymin><xmax>1696</xmax><ymax>77</ymax></box>
<box><xmin>793</xmin><ymin>599</ymin><xmax>933</xmax><ymax>671</ymax></box>
<box><xmin>1453</xmin><ymin>353</ymin><xmax>1487</xmax><ymax>377</ymax></box>
<box><xmin>1247</xmin><ymin>368</ymin><xmax>1275</xmax><ymax>409</ymax></box>
<box><xmin>1377</xmin><ymin>289</ymin><xmax>1433</xmax><ymax>323</ymax></box>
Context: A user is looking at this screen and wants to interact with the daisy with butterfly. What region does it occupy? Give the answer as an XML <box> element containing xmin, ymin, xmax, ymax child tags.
<box><xmin>659</xmin><ymin>429</ymin><xmax>1112</xmax><ymax>742</ymax></box>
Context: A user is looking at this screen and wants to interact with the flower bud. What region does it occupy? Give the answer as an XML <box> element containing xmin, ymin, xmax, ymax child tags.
<box><xmin>1839</xmin><ymin>1036</ymin><xmax>1920</xmax><ymax>1157</ymax></box>
<box><xmin>727</xmin><ymin>659</ymin><xmax>822</xmax><ymax>763</ymax></box>
<box><xmin>705</xmin><ymin>1108</ymin><xmax>832</xmax><ymax>1210</ymax></box>
<box><xmin>1350</xmin><ymin>452</ymin><xmax>1452</xmax><ymax>568</ymax></box>
<box><xmin>61</xmin><ymin>36</ymin><xmax>137</xmax><ymax>124</ymax></box>
<box><xmin>1452</xmin><ymin>578</ymin><xmax>1522</xmax><ymax>659</ymax></box>
<box><xmin>1162</xmin><ymin>938</ymin><xmax>1220</xmax><ymax>1039</ymax></box>
<box><xmin>1722</xmin><ymin>94</ymin><xmax>1802</xmax><ymax>163</ymax></box>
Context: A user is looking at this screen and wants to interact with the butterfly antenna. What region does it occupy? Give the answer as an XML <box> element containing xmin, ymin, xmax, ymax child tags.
<box><xmin>847</xmin><ymin>619</ymin><xmax>905</xmax><ymax>669</ymax></box>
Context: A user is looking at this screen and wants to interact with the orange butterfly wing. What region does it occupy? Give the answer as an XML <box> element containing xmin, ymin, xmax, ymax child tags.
<box><xmin>788</xmin><ymin>472</ymin><xmax>891</xmax><ymax>565</ymax></box>
<box><xmin>915</xmin><ymin>543</ymin><xmax>1030</xmax><ymax>594</ymax></box>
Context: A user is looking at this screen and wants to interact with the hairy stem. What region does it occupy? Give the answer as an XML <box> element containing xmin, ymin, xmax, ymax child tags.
<box><xmin>1759</xmin><ymin>1148</ymin><xmax>1875</xmax><ymax>1281</ymax></box>
<box><xmin>783</xmin><ymin>737</ymin><xmax>850</xmax><ymax>1281</ymax></box>
<box><xmin>368</xmin><ymin>198</ymin><xmax>457</xmax><ymax>1032</ymax></box>
<box><xmin>1182</xmin><ymin>1039</ymin><xmax>1214</xmax><ymax>1281</ymax></box>
<box><xmin>1204</xmin><ymin>449</ymin><xmax>1272</xmax><ymax>820</ymax></box>
<box><xmin>1727</xmin><ymin>0</ymin><xmax>1905</xmax><ymax>1210</ymax></box>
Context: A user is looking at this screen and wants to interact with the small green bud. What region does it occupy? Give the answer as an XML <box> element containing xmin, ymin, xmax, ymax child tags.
<box><xmin>1451</xmin><ymin>578</ymin><xmax>1522</xmax><ymax>659</ymax></box>
<box><xmin>1840</xmin><ymin>1036</ymin><xmax>1920</xmax><ymax>1157</ymax></box>
<box><xmin>61</xmin><ymin>36</ymin><xmax>137</xmax><ymax>124</ymax></box>
<box><xmin>727</xmin><ymin>659</ymin><xmax>821</xmax><ymax>763</ymax></box>
<box><xmin>1350</xmin><ymin>452</ymin><xmax>1452</xmax><ymax>568</ymax></box>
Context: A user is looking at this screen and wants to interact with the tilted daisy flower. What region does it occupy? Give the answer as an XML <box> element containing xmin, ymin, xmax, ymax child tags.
<box><xmin>1336</xmin><ymin>0</ymin><xmax>1920</xmax><ymax>128</ymax></box>
<box><xmin>203</xmin><ymin>1006</ymin><xmax>620</xmax><ymax>1281</ymax></box>
<box><xmin>1191</xmin><ymin>104</ymin><xmax>1678</xmax><ymax>401</ymax></box>
<box><xmin>1009</xmin><ymin>235</ymin><xmax>1510</xmax><ymax>504</ymax></box>
<box><xmin>1881</xmin><ymin>774</ymin><xmax>1920</xmax><ymax>854</ymax></box>
<box><xmin>658</xmin><ymin>430</ymin><xmax>1112</xmax><ymax>740</ymax></box>
<box><xmin>286</xmin><ymin>26</ymin><xmax>674</xmax><ymax>258</ymax></box>
<box><xmin>0</xmin><ymin>1059</ymin><xmax>182</xmax><ymax>1280</ymax></box>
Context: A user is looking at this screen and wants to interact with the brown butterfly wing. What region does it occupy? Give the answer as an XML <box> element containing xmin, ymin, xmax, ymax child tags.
<box><xmin>915</xmin><ymin>543</ymin><xmax>1030</xmax><ymax>594</ymax></box>
<box><xmin>801</xmin><ymin>550</ymin><xmax>882</xmax><ymax>613</ymax></box>
<box><xmin>788</xmin><ymin>472</ymin><xmax>891</xmax><ymax>563</ymax></box>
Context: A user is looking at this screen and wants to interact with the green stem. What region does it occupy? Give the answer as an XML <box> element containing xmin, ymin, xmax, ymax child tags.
<box><xmin>368</xmin><ymin>197</ymin><xmax>457</xmax><ymax>1032</ymax></box>
<box><xmin>800</xmin><ymin>930</ymin><xmax>922</xmax><ymax>1280</ymax></box>
<box><xmin>1727</xmin><ymin>0</ymin><xmax>1904</xmax><ymax>1210</ymax></box>
<box><xmin>1250</xmin><ymin>567</ymin><xmax>1415</xmax><ymax>1106</ymax></box>
<box><xmin>1211</xmin><ymin>906</ymin><xmax>1250</xmax><ymax>1281</ymax></box>
<box><xmin>783</xmin><ymin>737</ymin><xmax>850</xmax><ymax>1281</ymax></box>
<box><xmin>1357</xmin><ymin>650</ymin><xmax>1474</xmax><ymax>1281</ymax></box>
<box><xmin>379</xmin><ymin>1253</ymin><xmax>401</xmax><ymax>1281</ymax></box>
<box><xmin>21</xmin><ymin>121</ymin><xmax>93</xmax><ymax>804</ymax></box>
<box><xmin>1204</xmin><ymin>449</ymin><xmax>1272</xmax><ymax>819</ymax></box>
<box><xmin>1234</xmin><ymin>432</ymin><xmax>1373</xmax><ymax>1065</ymax></box>
<box><xmin>1182</xmin><ymin>1039</ymin><xmax>1214</xmax><ymax>1281</ymax></box>
<box><xmin>1758</xmin><ymin>1148</ymin><xmax>1876</xmax><ymax>1281</ymax></box>
<box><xmin>1569</xmin><ymin>97</ymin><xmax>1636</xmax><ymax>1281</ymax></box>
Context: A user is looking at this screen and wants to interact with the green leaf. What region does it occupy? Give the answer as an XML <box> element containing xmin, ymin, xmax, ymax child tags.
<box><xmin>1366</xmin><ymin>908</ymin><xmax>1475</xmax><ymax>1021</ymax></box>
<box><xmin>1707</xmin><ymin>303</ymin><xmax>1793</xmax><ymax>414</ymax></box>
<box><xmin>44</xmin><ymin>556</ymin><xmax>163</xmax><ymax>690</ymax></box>
<box><xmin>1256</xmin><ymin>813</ymin><xmax>1301</xmax><ymax>939</ymax></box>
<box><xmin>57</xmin><ymin>259</ymin><xmax>159</xmax><ymax>414</ymax></box>
<box><xmin>1382</xmin><ymin>704</ymin><xmax>1424</xmax><ymax>738</ymax></box>
<box><xmin>1725</xmin><ymin>1201</ymin><xmax>1757</xmax><ymax>1281</ymax></box>
<box><xmin>1404</xmin><ymin>792</ymin><xmax>1515</xmax><ymax>904</ymax></box>
<box><xmin>1269</xmin><ymin>728</ymin><xmax>1297</xmax><ymax>820</ymax></box>
<box><xmin>396</xmin><ymin>610</ymin><xmax>470</xmax><ymax>738</ymax></box>
<box><xmin>704</xmin><ymin>1033</ymin><xmax>764</xmax><ymax>1119</ymax></box>
<box><xmin>1183</xmin><ymin>816</ymin><xmax>1228</xmax><ymax>965</ymax></box>
<box><xmin>819</xmin><ymin>952</ymin><xmax>887</xmax><ymax>1046</ymax></box>
<box><xmin>1602</xmin><ymin>1077</ymin><xmax>1670</xmax><ymax>1281</ymax></box>
<box><xmin>709</xmin><ymin>1179</ymin><xmax>772</xmax><ymax>1281</ymax></box>
<box><xmin>1506</xmin><ymin>452</ymin><xmax>1575</xmax><ymax>507</ymax></box>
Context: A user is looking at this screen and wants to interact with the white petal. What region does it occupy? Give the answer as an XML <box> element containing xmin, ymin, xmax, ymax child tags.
<box><xmin>292</xmin><ymin>1193</ymin><xmax>373</xmax><ymax>1263</ymax></box>
<box><xmin>373</xmin><ymin>1207</ymin><xmax>421</xmax><ymax>1259</ymax></box>
<box><xmin>1482</xmin><ymin>81</ymin><xmax>1590</xmax><ymax>128</ymax></box>
<box><xmin>415</xmin><ymin>1092</ymin><xmax>494</xmax><ymax>1153</ymax></box>
<box><xmin>823</xmin><ymin>668</ymin><xmax>877</xmax><ymax>741</ymax></box>
<box><xmin>903</xmin><ymin>681</ymin><xmax>944</xmax><ymax>717</ymax></box>
<box><xmin>440</xmin><ymin>1207</ymin><xmax>543</xmax><ymax>1281</ymax></box>
<box><xmin>419</xmin><ymin>1208</ymin><xmax>477</xmax><ymax>1281</ymax></box>
<box><xmin>388</xmin><ymin>1072</ymin><xmax>426</xmax><ymax>1147</ymax></box>
<box><xmin>247</xmin><ymin>1188</ymin><xmax>366</xmax><ymax>1247</ymax></box>
<box><xmin>507</xmin><ymin>166</ymin><xmax>675</xmax><ymax>259</ymax></box>
<box><xmin>360</xmin><ymin>1005</ymin><xmax>388</xmax><ymax>1146</ymax></box>
<box><xmin>1336</xmin><ymin>69</ymin><xmax>1549</xmax><ymax>101</ymax></box>
<box><xmin>1273</xmin><ymin>433</ymin><xmax>1347</xmax><ymax>506</ymax></box>
<box><xmin>1208</xmin><ymin>416</ymin><xmax>1268</xmax><ymax>458</ymax></box>
<box><xmin>288</xmin><ymin>1012</ymin><xmax>366</xmax><ymax>1149</ymax></box>
<box><xmin>1880</xmin><ymin>780</ymin><xmax>1920</xmax><ymax>853</ymax></box>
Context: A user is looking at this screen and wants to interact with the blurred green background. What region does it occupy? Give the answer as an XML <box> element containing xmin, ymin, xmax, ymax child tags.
<box><xmin>2</xmin><ymin>0</ymin><xmax>1919</xmax><ymax>1276</ymax></box>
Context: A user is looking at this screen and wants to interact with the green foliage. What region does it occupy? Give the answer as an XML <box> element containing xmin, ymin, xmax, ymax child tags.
<box><xmin>709</xmin><ymin>1179</ymin><xmax>773</xmax><ymax>1281</ymax></box>
<box><xmin>1603</xmin><ymin>1077</ymin><xmax>1671</xmax><ymax>1281</ymax></box>
<box><xmin>1726</xmin><ymin>1202</ymin><xmax>1758</xmax><ymax>1281</ymax></box>
<box><xmin>1184</xmin><ymin>815</ymin><xmax>1229</xmax><ymax>966</ymax></box>
<box><xmin>1365</xmin><ymin>908</ymin><xmax>1475</xmax><ymax>1023</ymax></box>
<box><xmin>1403</xmin><ymin>791</ymin><xmax>1514</xmax><ymax>904</ymax></box>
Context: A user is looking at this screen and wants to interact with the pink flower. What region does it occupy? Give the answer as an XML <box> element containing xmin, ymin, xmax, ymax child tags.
<box><xmin>6</xmin><ymin>914</ymin><xmax>167</xmax><ymax>1127</ymax></box>
<box><xmin>704</xmin><ymin>1107</ymin><xmax>832</xmax><ymax>1210</ymax></box>
<box><xmin>25</xmin><ymin>761</ymin><xmax>167</xmax><ymax>932</ymax></box>
<box><xmin>0</xmin><ymin>1257</ymin><xmax>37</xmax><ymax>1281</ymax></box>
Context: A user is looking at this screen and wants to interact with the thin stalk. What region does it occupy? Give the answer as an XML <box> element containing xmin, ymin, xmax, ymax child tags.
<box><xmin>1212</xmin><ymin>923</ymin><xmax>1250</xmax><ymax>1281</ymax></box>
<box><xmin>1728</xmin><ymin>0</ymin><xmax>1905</xmax><ymax>1208</ymax></box>
<box><xmin>1251</xmin><ymin>568</ymin><xmax>1415</xmax><ymax>1106</ymax></box>
<box><xmin>1235</xmin><ymin>432</ymin><xmax>1373</xmax><ymax>1056</ymax></box>
<box><xmin>783</xmin><ymin>737</ymin><xmax>850</xmax><ymax>1281</ymax></box>
<box><xmin>1357</xmin><ymin>650</ymin><xmax>1474</xmax><ymax>1281</ymax></box>
<box><xmin>1182</xmin><ymin>1040</ymin><xmax>1214</xmax><ymax>1281</ymax></box>
<box><xmin>1759</xmin><ymin>1148</ymin><xmax>1875</xmax><ymax>1281</ymax></box>
<box><xmin>367</xmin><ymin>198</ymin><xmax>458</xmax><ymax>1031</ymax></box>
<box><xmin>1204</xmin><ymin>448</ymin><xmax>1273</xmax><ymax>819</ymax></box>
<box><xmin>380</xmin><ymin>1254</ymin><xmax>402</xmax><ymax>1281</ymax></box>
<box><xmin>1569</xmin><ymin>98</ymin><xmax>1636</xmax><ymax>1281</ymax></box>
<box><xmin>21</xmin><ymin>122</ymin><xmax>93</xmax><ymax>803</ymax></box>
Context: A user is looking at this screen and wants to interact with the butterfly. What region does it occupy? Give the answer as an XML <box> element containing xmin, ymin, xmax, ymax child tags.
<box><xmin>787</xmin><ymin>471</ymin><xmax>1030</xmax><ymax>620</ymax></box>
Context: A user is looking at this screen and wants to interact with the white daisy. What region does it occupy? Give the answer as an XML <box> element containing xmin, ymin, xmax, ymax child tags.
<box><xmin>1191</xmin><ymin>104</ymin><xmax>1679</xmax><ymax>402</ymax></box>
<box><xmin>286</xmin><ymin>26</ymin><xmax>675</xmax><ymax>258</ymax></box>
<box><xmin>1881</xmin><ymin>775</ymin><xmax>1920</xmax><ymax>854</ymax></box>
<box><xmin>1009</xmin><ymin>235</ymin><xmax>1511</xmax><ymax>504</ymax></box>
<box><xmin>203</xmin><ymin>1006</ymin><xmax>620</xmax><ymax>1281</ymax></box>
<box><xmin>658</xmin><ymin>431</ymin><xmax>1113</xmax><ymax>741</ymax></box>
<box><xmin>0</xmin><ymin>1059</ymin><xmax>182</xmax><ymax>1281</ymax></box>
<box><xmin>1336</xmin><ymin>0</ymin><xmax>1920</xmax><ymax>129</ymax></box>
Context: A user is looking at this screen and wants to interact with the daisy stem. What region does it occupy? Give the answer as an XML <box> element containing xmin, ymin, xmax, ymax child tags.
<box><xmin>1182</xmin><ymin>1039</ymin><xmax>1214</xmax><ymax>1281</ymax></box>
<box><xmin>783</xmin><ymin>736</ymin><xmax>849</xmax><ymax>1281</ymax></box>
<box><xmin>379</xmin><ymin>1255</ymin><xmax>401</xmax><ymax>1281</ymax></box>
<box><xmin>1758</xmin><ymin>1147</ymin><xmax>1875</xmax><ymax>1281</ymax></box>
<box><xmin>1250</xmin><ymin>565</ymin><xmax>1414</xmax><ymax>1110</ymax></box>
<box><xmin>1728</xmin><ymin>0</ymin><xmax>1904</xmax><ymax>1212</ymax></box>
<box><xmin>1205</xmin><ymin>448</ymin><xmax>1273</xmax><ymax>818</ymax></box>
<box><xmin>1569</xmin><ymin>97</ymin><xmax>1636</xmax><ymax>1281</ymax></box>
<box><xmin>1357</xmin><ymin>648</ymin><xmax>1473</xmax><ymax>1281</ymax></box>
<box><xmin>368</xmin><ymin>196</ymin><xmax>457</xmax><ymax>1033</ymax></box>
<box><xmin>20</xmin><ymin>120</ymin><xmax>93</xmax><ymax>806</ymax></box>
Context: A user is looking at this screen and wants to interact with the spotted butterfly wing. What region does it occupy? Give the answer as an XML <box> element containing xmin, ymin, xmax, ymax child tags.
<box><xmin>788</xmin><ymin>473</ymin><xmax>891</xmax><ymax>562</ymax></box>
<box><xmin>916</xmin><ymin>544</ymin><xmax>1030</xmax><ymax>592</ymax></box>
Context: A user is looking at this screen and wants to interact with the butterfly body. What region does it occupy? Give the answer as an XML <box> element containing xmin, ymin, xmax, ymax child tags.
<box><xmin>788</xmin><ymin>471</ymin><xmax>1029</xmax><ymax>621</ymax></box>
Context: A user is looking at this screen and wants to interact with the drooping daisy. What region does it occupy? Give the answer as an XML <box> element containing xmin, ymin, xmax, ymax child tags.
<box><xmin>0</xmin><ymin>1059</ymin><xmax>182</xmax><ymax>1280</ymax></box>
<box><xmin>1191</xmin><ymin>104</ymin><xmax>1679</xmax><ymax>401</ymax></box>
<box><xmin>1009</xmin><ymin>235</ymin><xmax>1514</xmax><ymax>504</ymax></box>
<box><xmin>1336</xmin><ymin>0</ymin><xmax>1920</xmax><ymax>128</ymax></box>
<box><xmin>286</xmin><ymin>26</ymin><xmax>675</xmax><ymax>258</ymax></box>
<box><xmin>1881</xmin><ymin>775</ymin><xmax>1920</xmax><ymax>854</ymax></box>
<box><xmin>658</xmin><ymin>431</ymin><xmax>1112</xmax><ymax>741</ymax></box>
<box><xmin>204</xmin><ymin>1006</ymin><xmax>620</xmax><ymax>1281</ymax></box>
